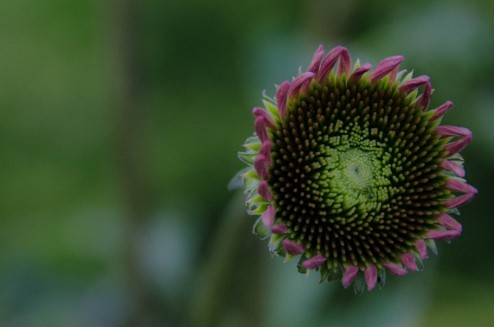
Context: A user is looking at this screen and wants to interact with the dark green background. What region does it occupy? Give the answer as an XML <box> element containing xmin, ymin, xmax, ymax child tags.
<box><xmin>1</xmin><ymin>0</ymin><xmax>493</xmax><ymax>326</ymax></box>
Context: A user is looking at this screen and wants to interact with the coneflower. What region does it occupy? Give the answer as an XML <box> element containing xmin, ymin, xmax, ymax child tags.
<box><xmin>238</xmin><ymin>45</ymin><xmax>477</xmax><ymax>293</ymax></box>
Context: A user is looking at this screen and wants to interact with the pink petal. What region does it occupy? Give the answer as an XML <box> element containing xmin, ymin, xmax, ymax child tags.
<box><xmin>446</xmin><ymin>179</ymin><xmax>478</xmax><ymax>194</ymax></box>
<box><xmin>282</xmin><ymin>240</ymin><xmax>304</xmax><ymax>255</ymax></box>
<box><xmin>415</xmin><ymin>239</ymin><xmax>428</xmax><ymax>259</ymax></box>
<box><xmin>316</xmin><ymin>46</ymin><xmax>348</xmax><ymax>83</ymax></box>
<box><xmin>436</xmin><ymin>125</ymin><xmax>472</xmax><ymax>138</ymax></box>
<box><xmin>383</xmin><ymin>262</ymin><xmax>407</xmax><ymax>276</ymax></box>
<box><xmin>258</xmin><ymin>181</ymin><xmax>272</xmax><ymax>200</ymax></box>
<box><xmin>431</xmin><ymin>101</ymin><xmax>454</xmax><ymax>120</ymax></box>
<box><xmin>364</xmin><ymin>265</ymin><xmax>378</xmax><ymax>291</ymax></box>
<box><xmin>418</xmin><ymin>80</ymin><xmax>432</xmax><ymax>109</ymax></box>
<box><xmin>272</xmin><ymin>223</ymin><xmax>287</xmax><ymax>234</ymax></box>
<box><xmin>401</xmin><ymin>253</ymin><xmax>418</xmax><ymax>271</ymax></box>
<box><xmin>307</xmin><ymin>44</ymin><xmax>325</xmax><ymax>73</ymax></box>
<box><xmin>252</xmin><ymin>107</ymin><xmax>274</xmax><ymax>128</ymax></box>
<box><xmin>370</xmin><ymin>56</ymin><xmax>404</xmax><ymax>82</ymax></box>
<box><xmin>302</xmin><ymin>255</ymin><xmax>326</xmax><ymax>269</ymax></box>
<box><xmin>255</xmin><ymin>117</ymin><xmax>269</xmax><ymax>143</ymax></box>
<box><xmin>440</xmin><ymin>160</ymin><xmax>465</xmax><ymax>178</ymax></box>
<box><xmin>426</xmin><ymin>229</ymin><xmax>461</xmax><ymax>241</ymax></box>
<box><xmin>445</xmin><ymin>193</ymin><xmax>476</xmax><ymax>208</ymax></box>
<box><xmin>254</xmin><ymin>154</ymin><xmax>268</xmax><ymax>179</ymax></box>
<box><xmin>398</xmin><ymin>75</ymin><xmax>430</xmax><ymax>93</ymax></box>
<box><xmin>276</xmin><ymin>81</ymin><xmax>290</xmax><ymax>121</ymax></box>
<box><xmin>261</xmin><ymin>205</ymin><xmax>275</xmax><ymax>229</ymax></box>
<box><xmin>259</xmin><ymin>141</ymin><xmax>272</xmax><ymax>158</ymax></box>
<box><xmin>287</xmin><ymin>72</ymin><xmax>315</xmax><ymax>99</ymax></box>
<box><xmin>341</xmin><ymin>265</ymin><xmax>359</xmax><ymax>288</ymax></box>
<box><xmin>349</xmin><ymin>63</ymin><xmax>372</xmax><ymax>82</ymax></box>
<box><xmin>437</xmin><ymin>213</ymin><xmax>462</xmax><ymax>232</ymax></box>
<box><xmin>444</xmin><ymin>134</ymin><xmax>472</xmax><ymax>156</ymax></box>
<box><xmin>336</xmin><ymin>48</ymin><xmax>352</xmax><ymax>76</ymax></box>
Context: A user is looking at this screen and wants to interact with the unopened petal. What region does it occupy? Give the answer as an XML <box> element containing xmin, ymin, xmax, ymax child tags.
<box><xmin>401</xmin><ymin>253</ymin><xmax>418</xmax><ymax>271</ymax></box>
<box><xmin>445</xmin><ymin>193</ymin><xmax>476</xmax><ymax>208</ymax></box>
<box><xmin>349</xmin><ymin>63</ymin><xmax>372</xmax><ymax>82</ymax></box>
<box><xmin>438</xmin><ymin>213</ymin><xmax>462</xmax><ymax>232</ymax></box>
<box><xmin>383</xmin><ymin>262</ymin><xmax>407</xmax><ymax>276</ymax></box>
<box><xmin>341</xmin><ymin>265</ymin><xmax>359</xmax><ymax>288</ymax></box>
<box><xmin>282</xmin><ymin>239</ymin><xmax>304</xmax><ymax>255</ymax></box>
<box><xmin>261</xmin><ymin>205</ymin><xmax>276</xmax><ymax>229</ymax></box>
<box><xmin>307</xmin><ymin>44</ymin><xmax>325</xmax><ymax>73</ymax></box>
<box><xmin>440</xmin><ymin>160</ymin><xmax>465</xmax><ymax>178</ymax></box>
<box><xmin>364</xmin><ymin>265</ymin><xmax>378</xmax><ymax>291</ymax></box>
<box><xmin>302</xmin><ymin>255</ymin><xmax>326</xmax><ymax>269</ymax></box>
<box><xmin>370</xmin><ymin>56</ymin><xmax>404</xmax><ymax>82</ymax></box>
<box><xmin>426</xmin><ymin>229</ymin><xmax>461</xmax><ymax>241</ymax></box>
<box><xmin>276</xmin><ymin>81</ymin><xmax>290</xmax><ymax>120</ymax></box>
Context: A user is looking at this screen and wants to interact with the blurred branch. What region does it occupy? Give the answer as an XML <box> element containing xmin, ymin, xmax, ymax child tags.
<box><xmin>187</xmin><ymin>191</ymin><xmax>254</xmax><ymax>327</ymax></box>
<box><xmin>109</xmin><ymin>0</ymin><xmax>163</xmax><ymax>325</ymax></box>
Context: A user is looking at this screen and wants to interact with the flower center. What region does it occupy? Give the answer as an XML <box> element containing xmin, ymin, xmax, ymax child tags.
<box><xmin>268</xmin><ymin>75</ymin><xmax>448</xmax><ymax>268</ymax></box>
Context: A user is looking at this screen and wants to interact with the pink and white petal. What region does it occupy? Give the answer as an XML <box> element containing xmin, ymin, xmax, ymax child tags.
<box><xmin>370</xmin><ymin>56</ymin><xmax>404</xmax><ymax>82</ymax></box>
<box><xmin>431</xmin><ymin>101</ymin><xmax>454</xmax><ymax>120</ymax></box>
<box><xmin>252</xmin><ymin>107</ymin><xmax>274</xmax><ymax>128</ymax></box>
<box><xmin>302</xmin><ymin>255</ymin><xmax>327</xmax><ymax>269</ymax></box>
<box><xmin>383</xmin><ymin>262</ymin><xmax>407</xmax><ymax>276</ymax></box>
<box><xmin>282</xmin><ymin>240</ymin><xmax>304</xmax><ymax>255</ymax></box>
<box><xmin>253</xmin><ymin>154</ymin><xmax>268</xmax><ymax>179</ymax></box>
<box><xmin>316</xmin><ymin>46</ymin><xmax>348</xmax><ymax>83</ymax></box>
<box><xmin>444</xmin><ymin>134</ymin><xmax>472</xmax><ymax>156</ymax></box>
<box><xmin>276</xmin><ymin>81</ymin><xmax>290</xmax><ymax>120</ymax></box>
<box><xmin>349</xmin><ymin>63</ymin><xmax>372</xmax><ymax>82</ymax></box>
<box><xmin>415</xmin><ymin>239</ymin><xmax>428</xmax><ymax>259</ymax></box>
<box><xmin>272</xmin><ymin>223</ymin><xmax>287</xmax><ymax>234</ymax></box>
<box><xmin>258</xmin><ymin>181</ymin><xmax>273</xmax><ymax>200</ymax></box>
<box><xmin>307</xmin><ymin>44</ymin><xmax>325</xmax><ymax>73</ymax></box>
<box><xmin>418</xmin><ymin>80</ymin><xmax>432</xmax><ymax>109</ymax></box>
<box><xmin>446</xmin><ymin>179</ymin><xmax>478</xmax><ymax>194</ymax></box>
<box><xmin>287</xmin><ymin>72</ymin><xmax>315</xmax><ymax>99</ymax></box>
<box><xmin>336</xmin><ymin>48</ymin><xmax>352</xmax><ymax>75</ymax></box>
<box><xmin>341</xmin><ymin>265</ymin><xmax>359</xmax><ymax>288</ymax></box>
<box><xmin>261</xmin><ymin>205</ymin><xmax>276</xmax><ymax>229</ymax></box>
<box><xmin>426</xmin><ymin>229</ymin><xmax>461</xmax><ymax>241</ymax></box>
<box><xmin>445</xmin><ymin>193</ymin><xmax>476</xmax><ymax>208</ymax></box>
<box><xmin>398</xmin><ymin>75</ymin><xmax>430</xmax><ymax>93</ymax></box>
<box><xmin>364</xmin><ymin>265</ymin><xmax>378</xmax><ymax>291</ymax></box>
<box><xmin>436</xmin><ymin>125</ymin><xmax>472</xmax><ymax>138</ymax></box>
<box><xmin>437</xmin><ymin>213</ymin><xmax>462</xmax><ymax>232</ymax></box>
<box><xmin>259</xmin><ymin>141</ymin><xmax>272</xmax><ymax>159</ymax></box>
<box><xmin>401</xmin><ymin>253</ymin><xmax>418</xmax><ymax>271</ymax></box>
<box><xmin>440</xmin><ymin>160</ymin><xmax>465</xmax><ymax>178</ymax></box>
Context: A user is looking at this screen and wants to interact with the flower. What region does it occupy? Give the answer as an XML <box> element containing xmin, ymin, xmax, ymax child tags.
<box><xmin>237</xmin><ymin>45</ymin><xmax>477</xmax><ymax>293</ymax></box>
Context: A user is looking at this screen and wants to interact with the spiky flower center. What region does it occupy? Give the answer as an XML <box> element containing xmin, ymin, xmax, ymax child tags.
<box><xmin>269</xmin><ymin>75</ymin><xmax>449</xmax><ymax>269</ymax></box>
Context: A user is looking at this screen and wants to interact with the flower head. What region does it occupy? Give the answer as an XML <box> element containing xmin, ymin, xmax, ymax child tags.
<box><xmin>238</xmin><ymin>45</ymin><xmax>477</xmax><ymax>293</ymax></box>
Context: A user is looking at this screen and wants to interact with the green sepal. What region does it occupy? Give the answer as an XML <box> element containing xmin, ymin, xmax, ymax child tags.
<box><xmin>413</xmin><ymin>253</ymin><xmax>425</xmax><ymax>271</ymax></box>
<box><xmin>268</xmin><ymin>234</ymin><xmax>284</xmax><ymax>256</ymax></box>
<box><xmin>252</xmin><ymin>217</ymin><xmax>271</xmax><ymax>240</ymax></box>
<box><xmin>353</xmin><ymin>273</ymin><xmax>366</xmax><ymax>295</ymax></box>
<box><xmin>238</xmin><ymin>151</ymin><xmax>255</xmax><ymax>165</ymax></box>
<box><xmin>243</xmin><ymin>169</ymin><xmax>260</xmax><ymax>181</ymax></box>
<box><xmin>297</xmin><ymin>254</ymin><xmax>308</xmax><ymax>274</ymax></box>
<box><xmin>319</xmin><ymin>264</ymin><xmax>341</xmax><ymax>283</ymax></box>
<box><xmin>228</xmin><ymin>168</ymin><xmax>249</xmax><ymax>191</ymax></box>
<box><xmin>248</xmin><ymin>203</ymin><xmax>269</xmax><ymax>215</ymax></box>
<box><xmin>377</xmin><ymin>268</ymin><xmax>387</xmax><ymax>289</ymax></box>
<box><xmin>262</xmin><ymin>99</ymin><xmax>279</xmax><ymax>118</ymax></box>
<box><xmin>426</xmin><ymin>239</ymin><xmax>438</xmax><ymax>255</ymax></box>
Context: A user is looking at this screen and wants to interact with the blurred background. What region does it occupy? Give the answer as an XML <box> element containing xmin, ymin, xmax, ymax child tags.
<box><xmin>1</xmin><ymin>0</ymin><xmax>493</xmax><ymax>326</ymax></box>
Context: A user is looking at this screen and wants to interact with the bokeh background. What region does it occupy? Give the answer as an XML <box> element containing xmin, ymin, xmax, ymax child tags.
<box><xmin>1</xmin><ymin>0</ymin><xmax>493</xmax><ymax>326</ymax></box>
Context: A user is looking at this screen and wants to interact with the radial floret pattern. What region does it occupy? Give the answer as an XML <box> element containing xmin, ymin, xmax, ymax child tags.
<box><xmin>237</xmin><ymin>45</ymin><xmax>477</xmax><ymax>293</ymax></box>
